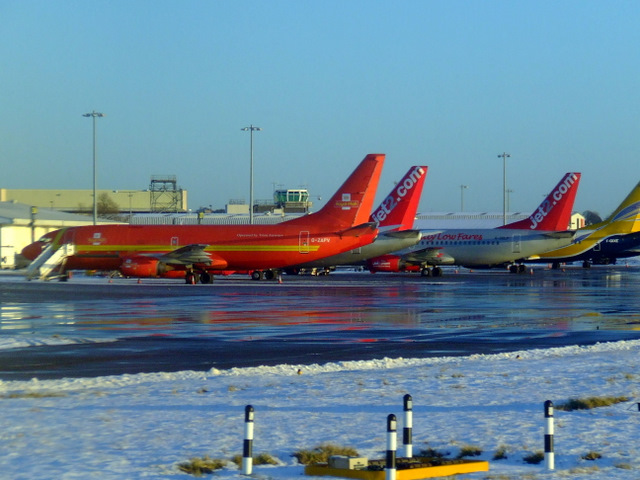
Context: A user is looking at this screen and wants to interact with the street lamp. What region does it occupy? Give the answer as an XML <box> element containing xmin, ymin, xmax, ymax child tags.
<box><xmin>83</xmin><ymin>111</ymin><xmax>105</xmax><ymax>225</ymax></box>
<box><xmin>128</xmin><ymin>192</ymin><xmax>134</xmax><ymax>220</ymax></box>
<box><xmin>497</xmin><ymin>152</ymin><xmax>510</xmax><ymax>225</ymax></box>
<box><xmin>460</xmin><ymin>184</ymin><xmax>468</xmax><ymax>212</ymax></box>
<box><xmin>241</xmin><ymin>124</ymin><xmax>262</xmax><ymax>224</ymax></box>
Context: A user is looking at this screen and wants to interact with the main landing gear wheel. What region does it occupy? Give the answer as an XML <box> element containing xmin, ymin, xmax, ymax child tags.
<box><xmin>251</xmin><ymin>270</ymin><xmax>279</xmax><ymax>280</ymax></box>
<box><xmin>421</xmin><ymin>267</ymin><xmax>443</xmax><ymax>277</ymax></box>
<box><xmin>199</xmin><ymin>272</ymin><xmax>212</xmax><ymax>284</ymax></box>
<box><xmin>251</xmin><ymin>270</ymin><xmax>264</xmax><ymax>281</ymax></box>
<box><xmin>509</xmin><ymin>264</ymin><xmax>527</xmax><ymax>274</ymax></box>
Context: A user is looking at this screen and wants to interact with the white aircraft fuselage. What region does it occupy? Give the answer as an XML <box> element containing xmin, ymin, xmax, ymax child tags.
<box><xmin>290</xmin><ymin>230</ymin><xmax>422</xmax><ymax>269</ymax></box>
<box><xmin>399</xmin><ymin>228</ymin><xmax>576</xmax><ymax>268</ymax></box>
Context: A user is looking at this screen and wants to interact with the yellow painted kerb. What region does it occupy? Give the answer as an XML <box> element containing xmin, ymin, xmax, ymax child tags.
<box><xmin>304</xmin><ymin>460</ymin><xmax>489</xmax><ymax>480</ymax></box>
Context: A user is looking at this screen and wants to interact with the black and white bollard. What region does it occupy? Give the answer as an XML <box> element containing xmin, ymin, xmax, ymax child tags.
<box><xmin>242</xmin><ymin>405</ymin><xmax>254</xmax><ymax>475</ymax></box>
<box><xmin>544</xmin><ymin>400</ymin><xmax>554</xmax><ymax>471</ymax></box>
<box><xmin>403</xmin><ymin>394</ymin><xmax>413</xmax><ymax>458</ymax></box>
<box><xmin>386</xmin><ymin>414</ymin><xmax>397</xmax><ymax>480</ymax></box>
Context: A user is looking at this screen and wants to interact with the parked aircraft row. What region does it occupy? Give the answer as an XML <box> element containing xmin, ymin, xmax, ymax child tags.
<box><xmin>367</xmin><ymin>172</ymin><xmax>581</xmax><ymax>276</ymax></box>
<box><xmin>366</xmin><ymin>173</ymin><xmax>640</xmax><ymax>275</ymax></box>
<box><xmin>528</xmin><ymin>181</ymin><xmax>640</xmax><ymax>268</ymax></box>
<box><xmin>21</xmin><ymin>153</ymin><xmax>640</xmax><ymax>283</ymax></box>
<box><xmin>284</xmin><ymin>165</ymin><xmax>427</xmax><ymax>276</ymax></box>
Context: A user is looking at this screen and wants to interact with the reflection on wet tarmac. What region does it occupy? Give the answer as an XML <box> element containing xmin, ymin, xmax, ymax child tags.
<box><xmin>1</xmin><ymin>266</ymin><xmax>640</xmax><ymax>379</ymax></box>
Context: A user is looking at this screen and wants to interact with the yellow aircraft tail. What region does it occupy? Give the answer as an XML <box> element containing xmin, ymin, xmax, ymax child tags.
<box><xmin>591</xmin><ymin>180</ymin><xmax>640</xmax><ymax>233</ymax></box>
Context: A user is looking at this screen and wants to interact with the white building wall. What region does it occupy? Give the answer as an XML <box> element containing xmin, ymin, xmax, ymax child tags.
<box><xmin>0</xmin><ymin>226</ymin><xmax>36</xmax><ymax>269</ymax></box>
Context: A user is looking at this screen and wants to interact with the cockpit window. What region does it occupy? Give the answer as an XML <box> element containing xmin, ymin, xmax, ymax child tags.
<box><xmin>38</xmin><ymin>236</ymin><xmax>53</xmax><ymax>244</ymax></box>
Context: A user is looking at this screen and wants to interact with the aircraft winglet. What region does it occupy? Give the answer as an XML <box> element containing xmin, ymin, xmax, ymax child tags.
<box><xmin>336</xmin><ymin>221</ymin><xmax>379</xmax><ymax>237</ymax></box>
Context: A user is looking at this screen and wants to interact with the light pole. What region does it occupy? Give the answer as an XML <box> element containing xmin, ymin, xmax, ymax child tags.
<box><xmin>497</xmin><ymin>152</ymin><xmax>510</xmax><ymax>225</ymax></box>
<box><xmin>83</xmin><ymin>111</ymin><xmax>105</xmax><ymax>225</ymax></box>
<box><xmin>506</xmin><ymin>189</ymin><xmax>514</xmax><ymax>213</ymax></box>
<box><xmin>460</xmin><ymin>184</ymin><xmax>468</xmax><ymax>212</ymax></box>
<box><xmin>241</xmin><ymin>124</ymin><xmax>261</xmax><ymax>224</ymax></box>
<box><xmin>128</xmin><ymin>192</ymin><xmax>134</xmax><ymax>221</ymax></box>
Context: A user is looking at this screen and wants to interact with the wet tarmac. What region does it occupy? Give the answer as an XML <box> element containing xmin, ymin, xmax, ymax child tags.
<box><xmin>1</xmin><ymin>266</ymin><xmax>640</xmax><ymax>380</ymax></box>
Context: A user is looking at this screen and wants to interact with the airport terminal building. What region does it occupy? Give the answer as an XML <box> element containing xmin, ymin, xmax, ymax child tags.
<box><xmin>0</xmin><ymin>186</ymin><xmax>188</xmax><ymax>217</ymax></box>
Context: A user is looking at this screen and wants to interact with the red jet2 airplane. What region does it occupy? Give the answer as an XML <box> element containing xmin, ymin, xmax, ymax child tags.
<box><xmin>23</xmin><ymin>154</ymin><xmax>385</xmax><ymax>283</ymax></box>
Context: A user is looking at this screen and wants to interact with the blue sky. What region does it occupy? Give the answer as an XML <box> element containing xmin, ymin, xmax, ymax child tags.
<box><xmin>1</xmin><ymin>0</ymin><xmax>639</xmax><ymax>216</ymax></box>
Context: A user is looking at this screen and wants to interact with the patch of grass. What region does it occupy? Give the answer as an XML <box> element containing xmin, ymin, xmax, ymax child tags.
<box><xmin>457</xmin><ymin>445</ymin><xmax>482</xmax><ymax>458</ymax></box>
<box><xmin>417</xmin><ymin>447</ymin><xmax>448</xmax><ymax>459</ymax></box>
<box><xmin>523</xmin><ymin>451</ymin><xmax>544</xmax><ymax>464</ymax></box>
<box><xmin>292</xmin><ymin>443</ymin><xmax>358</xmax><ymax>465</ymax></box>
<box><xmin>568</xmin><ymin>465</ymin><xmax>600</xmax><ymax>474</ymax></box>
<box><xmin>582</xmin><ymin>451</ymin><xmax>602</xmax><ymax>461</ymax></box>
<box><xmin>178</xmin><ymin>456</ymin><xmax>226</xmax><ymax>476</ymax></box>
<box><xmin>231</xmin><ymin>452</ymin><xmax>279</xmax><ymax>466</ymax></box>
<box><xmin>493</xmin><ymin>445</ymin><xmax>509</xmax><ymax>460</ymax></box>
<box><xmin>556</xmin><ymin>395</ymin><xmax>629</xmax><ymax>411</ymax></box>
<box><xmin>255</xmin><ymin>452</ymin><xmax>278</xmax><ymax>465</ymax></box>
<box><xmin>1</xmin><ymin>391</ymin><xmax>67</xmax><ymax>399</ymax></box>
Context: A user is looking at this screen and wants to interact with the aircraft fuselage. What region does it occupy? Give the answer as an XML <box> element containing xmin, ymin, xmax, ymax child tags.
<box><xmin>400</xmin><ymin>228</ymin><xmax>575</xmax><ymax>268</ymax></box>
<box><xmin>25</xmin><ymin>222</ymin><xmax>378</xmax><ymax>273</ymax></box>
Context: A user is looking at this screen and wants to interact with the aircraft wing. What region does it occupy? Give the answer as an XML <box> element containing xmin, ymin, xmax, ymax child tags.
<box><xmin>156</xmin><ymin>244</ymin><xmax>212</xmax><ymax>265</ymax></box>
<box><xmin>336</xmin><ymin>222</ymin><xmax>378</xmax><ymax>237</ymax></box>
<box><xmin>403</xmin><ymin>247</ymin><xmax>455</xmax><ymax>265</ymax></box>
<box><xmin>382</xmin><ymin>229</ymin><xmax>423</xmax><ymax>240</ymax></box>
<box><xmin>541</xmin><ymin>231</ymin><xmax>576</xmax><ymax>239</ymax></box>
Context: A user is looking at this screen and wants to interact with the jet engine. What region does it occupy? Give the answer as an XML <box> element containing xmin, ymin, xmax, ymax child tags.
<box><xmin>120</xmin><ymin>257</ymin><xmax>168</xmax><ymax>278</ymax></box>
<box><xmin>367</xmin><ymin>255</ymin><xmax>417</xmax><ymax>273</ymax></box>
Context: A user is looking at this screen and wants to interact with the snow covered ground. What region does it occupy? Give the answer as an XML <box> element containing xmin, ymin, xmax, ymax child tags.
<box><xmin>2</xmin><ymin>340</ymin><xmax>639</xmax><ymax>479</ymax></box>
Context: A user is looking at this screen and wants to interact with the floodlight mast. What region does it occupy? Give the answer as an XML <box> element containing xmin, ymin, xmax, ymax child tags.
<box><xmin>241</xmin><ymin>125</ymin><xmax>262</xmax><ymax>224</ymax></box>
<box><xmin>497</xmin><ymin>152</ymin><xmax>511</xmax><ymax>225</ymax></box>
<box><xmin>460</xmin><ymin>184</ymin><xmax>468</xmax><ymax>212</ymax></box>
<box><xmin>83</xmin><ymin>111</ymin><xmax>105</xmax><ymax>225</ymax></box>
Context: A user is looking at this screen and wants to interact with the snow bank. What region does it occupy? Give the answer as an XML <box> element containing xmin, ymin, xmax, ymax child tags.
<box><xmin>2</xmin><ymin>341</ymin><xmax>640</xmax><ymax>479</ymax></box>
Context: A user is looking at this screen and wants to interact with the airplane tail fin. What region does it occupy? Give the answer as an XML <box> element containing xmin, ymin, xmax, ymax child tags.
<box><xmin>592</xmin><ymin>180</ymin><xmax>640</xmax><ymax>233</ymax></box>
<box><xmin>499</xmin><ymin>172</ymin><xmax>581</xmax><ymax>231</ymax></box>
<box><xmin>370</xmin><ymin>166</ymin><xmax>428</xmax><ymax>231</ymax></box>
<box><xmin>284</xmin><ymin>154</ymin><xmax>385</xmax><ymax>229</ymax></box>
